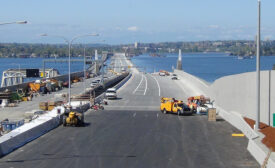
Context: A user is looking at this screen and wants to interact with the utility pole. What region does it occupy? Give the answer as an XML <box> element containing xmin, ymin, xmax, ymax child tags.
<box><xmin>101</xmin><ymin>59</ymin><xmax>105</xmax><ymax>88</ymax></box>
<box><xmin>255</xmin><ymin>0</ymin><xmax>261</xmax><ymax>130</ymax></box>
<box><xmin>83</xmin><ymin>47</ymin><xmax>86</xmax><ymax>93</ymax></box>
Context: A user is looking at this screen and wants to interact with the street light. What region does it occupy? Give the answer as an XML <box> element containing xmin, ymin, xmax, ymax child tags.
<box><xmin>41</xmin><ymin>33</ymin><xmax>99</xmax><ymax>106</ymax></box>
<box><xmin>255</xmin><ymin>0</ymin><xmax>261</xmax><ymax>130</ymax></box>
<box><xmin>82</xmin><ymin>39</ymin><xmax>106</xmax><ymax>93</ymax></box>
<box><xmin>0</xmin><ymin>21</ymin><xmax>27</xmax><ymax>25</ymax></box>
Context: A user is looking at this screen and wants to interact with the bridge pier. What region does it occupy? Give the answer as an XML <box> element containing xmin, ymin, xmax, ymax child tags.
<box><xmin>176</xmin><ymin>49</ymin><xmax>182</xmax><ymax>70</ymax></box>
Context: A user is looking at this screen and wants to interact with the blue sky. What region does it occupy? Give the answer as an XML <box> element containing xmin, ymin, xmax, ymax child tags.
<box><xmin>0</xmin><ymin>0</ymin><xmax>274</xmax><ymax>44</ymax></box>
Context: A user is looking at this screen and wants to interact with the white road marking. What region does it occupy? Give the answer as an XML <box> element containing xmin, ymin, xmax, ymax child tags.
<box><xmin>151</xmin><ymin>75</ymin><xmax>161</xmax><ymax>96</ymax></box>
<box><xmin>119</xmin><ymin>58</ymin><xmax>123</xmax><ymax>68</ymax></box>
<box><xmin>144</xmin><ymin>75</ymin><xmax>148</xmax><ymax>95</ymax></box>
<box><xmin>133</xmin><ymin>112</ymin><xmax>136</xmax><ymax>117</ymax></box>
<box><xmin>157</xmin><ymin>113</ymin><xmax>159</xmax><ymax>118</ymax></box>
<box><xmin>133</xmin><ymin>74</ymin><xmax>144</xmax><ymax>94</ymax></box>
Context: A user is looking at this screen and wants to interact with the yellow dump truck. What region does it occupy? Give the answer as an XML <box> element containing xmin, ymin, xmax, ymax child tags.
<box><xmin>160</xmin><ymin>97</ymin><xmax>192</xmax><ymax>115</ymax></box>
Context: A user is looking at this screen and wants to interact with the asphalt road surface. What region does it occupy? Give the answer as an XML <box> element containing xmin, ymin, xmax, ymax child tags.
<box><xmin>0</xmin><ymin>55</ymin><xmax>259</xmax><ymax>168</ymax></box>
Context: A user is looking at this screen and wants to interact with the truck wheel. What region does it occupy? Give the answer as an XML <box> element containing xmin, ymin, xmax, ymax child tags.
<box><xmin>163</xmin><ymin>109</ymin><xmax>167</xmax><ymax>114</ymax></box>
<box><xmin>63</xmin><ymin>117</ymin><xmax>67</xmax><ymax>127</ymax></box>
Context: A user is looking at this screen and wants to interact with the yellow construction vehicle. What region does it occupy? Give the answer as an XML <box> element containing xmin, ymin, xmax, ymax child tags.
<box><xmin>63</xmin><ymin>111</ymin><xmax>84</xmax><ymax>127</ymax></box>
<box><xmin>160</xmin><ymin>97</ymin><xmax>192</xmax><ymax>115</ymax></box>
<box><xmin>108</xmin><ymin>69</ymin><xmax>120</xmax><ymax>75</ymax></box>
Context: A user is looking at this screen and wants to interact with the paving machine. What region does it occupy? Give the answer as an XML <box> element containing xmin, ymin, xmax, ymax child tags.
<box><xmin>63</xmin><ymin>111</ymin><xmax>84</xmax><ymax>127</ymax></box>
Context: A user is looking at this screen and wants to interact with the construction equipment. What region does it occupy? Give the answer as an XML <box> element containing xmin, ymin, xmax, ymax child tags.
<box><xmin>63</xmin><ymin>111</ymin><xmax>84</xmax><ymax>127</ymax></box>
<box><xmin>28</xmin><ymin>83</ymin><xmax>40</xmax><ymax>92</ymax></box>
<box><xmin>159</xmin><ymin>70</ymin><xmax>170</xmax><ymax>76</ymax></box>
<box><xmin>187</xmin><ymin>95</ymin><xmax>213</xmax><ymax>113</ymax></box>
<box><xmin>39</xmin><ymin>102</ymin><xmax>48</xmax><ymax>111</ymax></box>
<box><xmin>109</xmin><ymin>69</ymin><xmax>122</xmax><ymax>75</ymax></box>
<box><xmin>160</xmin><ymin>97</ymin><xmax>192</xmax><ymax>115</ymax></box>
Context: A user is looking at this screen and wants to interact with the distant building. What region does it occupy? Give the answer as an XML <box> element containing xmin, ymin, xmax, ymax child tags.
<box><xmin>134</xmin><ymin>42</ymin><xmax>139</xmax><ymax>49</ymax></box>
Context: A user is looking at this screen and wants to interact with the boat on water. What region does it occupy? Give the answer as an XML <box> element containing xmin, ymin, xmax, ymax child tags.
<box><xmin>237</xmin><ymin>56</ymin><xmax>244</xmax><ymax>60</ymax></box>
<box><xmin>149</xmin><ymin>53</ymin><xmax>166</xmax><ymax>57</ymax></box>
<box><xmin>238</xmin><ymin>56</ymin><xmax>253</xmax><ymax>60</ymax></box>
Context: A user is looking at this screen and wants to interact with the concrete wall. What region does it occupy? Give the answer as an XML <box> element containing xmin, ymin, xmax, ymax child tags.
<box><xmin>174</xmin><ymin>69</ymin><xmax>210</xmax><ymax>96</ymax></box>
<box><xmin>211</xmin><ymin>70</ymin><xmax>275</xmax><ymax>126</ymax></box>
<box><xmin>175</xmin><ymin>69</ymin><xmax>274</xmax><ymax>126</ymax></box>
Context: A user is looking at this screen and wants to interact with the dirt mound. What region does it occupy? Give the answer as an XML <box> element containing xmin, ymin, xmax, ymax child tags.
<box><xmin>244</xmin><ymin>117</ymin><xmax>275</xmax><ymax>151</ymax></box>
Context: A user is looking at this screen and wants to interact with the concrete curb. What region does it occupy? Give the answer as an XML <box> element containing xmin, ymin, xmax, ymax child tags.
<box><xmin>247</xmin><ymin>137</ymin><xmax>275</xmax><ymax>168</ymax></box>
<box><xmin>216</xmin><ymin>106</ymin><xmax>258</xmax><ymax>140</ymax></box>
<box><xmin>216</xmin><ymin>103</ymin><xmax>275</xmax><ymax>167</ymax></box>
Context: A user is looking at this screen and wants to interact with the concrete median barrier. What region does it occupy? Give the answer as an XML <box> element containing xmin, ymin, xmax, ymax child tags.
<box><xmin>0</xmin><ymin>107</ymin><xmax>65</xmax><ymax>157</ymax></box>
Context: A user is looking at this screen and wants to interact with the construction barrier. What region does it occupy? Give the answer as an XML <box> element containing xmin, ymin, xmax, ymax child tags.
<box><xmin>0</xmin><ymin>107</ymin><xmax>65</xmax><ymax>157</ymax></box>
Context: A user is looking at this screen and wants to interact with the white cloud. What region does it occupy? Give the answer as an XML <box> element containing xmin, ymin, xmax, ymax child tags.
<box><xmin>127</xmin><ymin>26</ymin><xmax>139</xmax><ymax>32</ymax></box>
<box><xmin>208</xmin><ymin>25</ymin><xmax>220</xmax><ymax>29</ymax></box>
<box><xmin>115</xmin><ymin>26</ymin><xmax>122</xmax><ymax>31</ymax></box>
<box><xmin>264</xmin><ymin>35</ymin><xmax>273</xmax><ymax>41</ymax></box>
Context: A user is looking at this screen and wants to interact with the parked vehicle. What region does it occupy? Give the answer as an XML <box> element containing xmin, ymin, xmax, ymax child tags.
<box><xmin>90</xmin><ymin>80</ymin><xmax>99</xmax><ymax>87</ymax></box>
<box><xmin>160</xmin><ymin>97</ymin><xmax>192</xmax><ymax>115</ymax></box>
<box><xmin>105</xmin><ymin>88</ymin><xmax>117</xmax><ymax>99</ymax></box>
<box><xmin>159</xmin><ymin>72</ymin><xmax>166</xmax><ymax>76</ymax></box>
<box><xmin>171</xmin><ymin>76</ymin><xmax>178</xmax><ymax>80</ymax></box>
<box><xmin>187</xmin><ymin>95</ymin><xmax>213</xmax><ymax>113</ymax></box>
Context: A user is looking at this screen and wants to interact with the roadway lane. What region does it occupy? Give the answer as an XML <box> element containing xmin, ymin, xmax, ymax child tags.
<box><xmin>0</xmin><ymin>110</ymin><xmax>258</xmax><ymax>168</ymax></box>
<box><xmin>105</xmin><ymin>72</ymin><xmax>160</xmax><ymax>111</ymax></box>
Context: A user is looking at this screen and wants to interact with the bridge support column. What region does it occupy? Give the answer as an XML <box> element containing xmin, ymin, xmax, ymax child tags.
<box><xmin>176</xmin><ymin>49</ymin><xmax>182</xmax><ymax>70</ymax></box>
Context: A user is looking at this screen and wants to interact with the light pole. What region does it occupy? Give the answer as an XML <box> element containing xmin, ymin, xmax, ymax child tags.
<box><xmin>83</xmin><ymin>40</ymin><xmax>105</xmax><ymax>92</ymax></box>
<box><xmin>255</xmin><ymin>0</ymin><xmax>261</xmax><ymax>130</ymax></box>
<box><xmin>83</xmin><ymin>47</ymin><xmax>86</xmax><ymax>93</ymax></box>
<box><xmin>0</xmin><ymin>21</ymin><xmax>27</xmax><ymax>26</ymax></box>
<box><xmin>41</xmin><ymin>33</ymin><xmax>99</xmax><ymax>106</ymax></box>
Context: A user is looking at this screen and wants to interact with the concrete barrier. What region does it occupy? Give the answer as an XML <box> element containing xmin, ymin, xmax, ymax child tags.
<box><xmin>174</xmin><ymin>69</ymin><xmax>210</xmax><ymax>96</ymax></box>
<box><xmin>70</xmin><ymin>101</ymin><xmax>90</xmax><ymax>113</ymax></box>
<box><xmin>210</xmin><ymin>70</ymin><xmax>275</xmax><ymax>126</ymax></box>
<box><xmin>0</xmin><ymin>107</ymin><xmax>65</xmax><ymax>157</ymax></box>
<box><xmin>0</xmin><ymin>100</ymin><xmax>91</xmax><ymax>157</ymax></box>
<box><xmin>247</xmin><ymin>138</ymin><xmax>275</xmax><ymax>168</ymax></box>
<box><xmin>94</xmin><ymin>73</ymin><xmax>130</xmax><ymax>103</ymax></box>
<box><xmin>216</xmin><ymin>106</ymin><xmax>258</xmax><ymax>140</ymax></box>
<box><xmin>114</xmin><ymin>73</ymin><xmax>132</xmax><ymax>90</ymax></box>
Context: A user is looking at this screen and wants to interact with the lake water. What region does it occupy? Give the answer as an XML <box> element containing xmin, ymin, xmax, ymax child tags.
<box><xmin>131</xmin><ymin>53</ymin><xmax>275</xmax><ymax>83</ymax></box>
<box><xmin>1</xmin><ymin>53</ymin><xmax>275</xmax><ymax>85</ymax></box>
